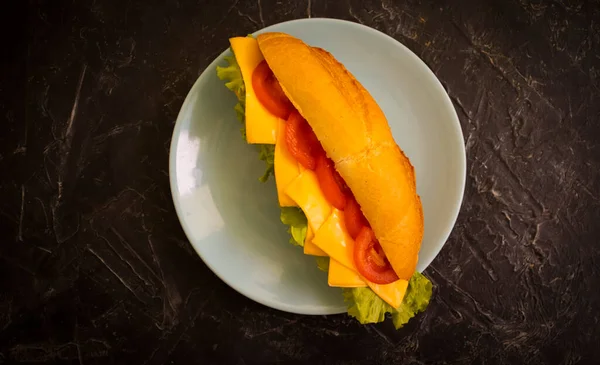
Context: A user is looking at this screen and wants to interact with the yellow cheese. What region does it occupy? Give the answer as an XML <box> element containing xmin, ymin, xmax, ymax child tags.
<box><xmin>328</xmin><ymin>259</ymin><xmax>367</xmax><ymax>287</ymax></box>
<box><xmin>305</xmin><ymin>244</ymin><xmax>325</xmax><ymax>254</ymax></box>
<box><xmin>312</xmin><ymin>209</ymin><xmax>408</xmax><ymax>307</ymax></box>
<box><xmin>304</xmin><ymin>241</ymin><xmax>327</xmax><ymax>257</ymax></box>
<box><xmin>306</xmin><ymin>224</ymin><xmax>314</xmax><ymax>241</ymax></box>
<box><xmin>229</xmin><ymin>37</ymin><xmax>278</xmax><ymax>144</ymax></box>
<box><xmin>277</xmin><ymin>139</ymin><xmax>408</xmax><ymax>307</ymax></box>
<box><xmin>284</xmin><ymin>171</ymin><xmax>331</xmax><ymax>233</ymax></box>
<box><xmin>367</xmin><ymin>279</ymin><xmax>409</xmax><ymax>309</ymax></box>
<box><xmin>274</xmin><ymin>119</ymin><xmax>300</xmax><ymax>207</ymax></box>
<box><xmin>304</xmin><ymin>229</ymin><xmax>327</xmax><ymax>256</ymax></box>
<box><xmin>312</xmin><ymin>209</ymin><xmax>355</xmax><ymax>271</ymax></box>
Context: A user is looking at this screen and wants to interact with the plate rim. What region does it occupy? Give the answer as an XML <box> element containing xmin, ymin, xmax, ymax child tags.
<box><xmin>169</xmin><ymin>18</ymin><xmax>466</xmax><ymax>315</ymax></box>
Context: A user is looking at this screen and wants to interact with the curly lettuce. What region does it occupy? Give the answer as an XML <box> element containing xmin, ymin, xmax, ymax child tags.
<box><xmin>280</xmin><ymin>207</ymin><xmax>308</xmax><ymax>247</ymax></box>
<box><xmin>216</xmin><ymin>51</ymin><xmax>432</xmax><ymax>329</ymax></box>
<box><xmin>343</xmin><ymin>271</ymin><xmax>432</xmax><ymax>329</ymax></box>
<box><xmin>315</xmin><ymin>256</ymin><xmax>330</xmax><ymax>272</ymax></box>
<box><xmin>217</xmin><ymin>55</ymin><xmax>275</xmax><ymax>182</ymax></box>
<box><xmin>216</xmin><ymin>56</ymin><xmax>245</xmax><ymax>102</ymax></box>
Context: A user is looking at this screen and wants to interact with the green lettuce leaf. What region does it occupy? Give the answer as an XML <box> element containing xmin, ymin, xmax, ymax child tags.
<box><xmin>216</xmin><ymin>56</ymin><xmax>245</xmax><ymax>101</ymax></box>
<box><xmin>217</xmin><ymin>53</ymin><xmax>275</xmax><ymax>181</ymax></box>
<box><xmin>391</xmin><ymin>271</ymin><xmax>433</xmax><ymax>328</ymax></box>
<box><xmin>315</xmin><ymin>256</ymin><xmax>330</xmax><ymax>272</ymax></box>
<box><xmin>280</xmin><ymin>207</ymin><xmax>308</xmax><ymax>247</ymax></box>
<box><xmin>233</xmin><ymin>103</ymin><xmax>246</xmax><ymax>140</ymax></box>
<box><xmin>343</xmin><ymin>286</ymin><xmax>392</xmax><ymax>325</ymax></box>
<box><xmin>216</xmin><ymin>55</ymin><xmax>246</xmax><ymax>140</ymax></box>
<box><xmin>343</xmin><ymin>271</ymin><xmax>432</xmax><ymax>328</ymax></box>
<box><xmin>258</xmin><ymin>144</ymin><xmax>275</xmax><ymax>183</ymax></box>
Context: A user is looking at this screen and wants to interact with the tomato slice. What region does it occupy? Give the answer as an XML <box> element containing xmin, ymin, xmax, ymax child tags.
<box><xmin>333</xmin><ymin>172</ymin><xmax>350</xmax><ymax>196</ymax></box>
<box><xmin>252</xmin><ymin>60</ymin><xmax>294</xmax><ymax>119</ymax></box>
<box><xmin>285</xmin><ymin>111</ymin><xmax>324</xmax><ymax>170</ymax></box>
<box><xmin>344</xmin><ymin>197</ymin><xmax>369</xmax><ymax>240</ymax></box>
<box><xmin>353</xmin><ymin>227</ymin><xmax>399</xmax><ymax>284</ymax></box>
<box><xmin>315</xmin><ymin>154</ymin><xmax>347</xmax><ymax>210</ymax></box>
<box><xmin>369</xmin><ymin>241</ymin><xmax>392</xmax><ymax>272</ymax></box>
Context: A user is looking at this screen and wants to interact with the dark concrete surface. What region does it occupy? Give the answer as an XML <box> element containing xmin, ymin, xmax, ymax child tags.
<box><xmin>2</xmin><ymin>0</ymin><xmax>600</xmax><ymax>364</ymax></box>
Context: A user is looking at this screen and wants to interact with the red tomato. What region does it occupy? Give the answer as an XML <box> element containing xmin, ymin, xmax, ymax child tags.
<box><xmin>369</xmin><ymin>241</ymin><xmax>391</xmax><ymax>272</ymax></box>
<box><xmin>315</xmin><ymin>154</ymin><xmax>347</xmax><ymax>210</ymax></box>
<box><xmin>344</xmin><ymin>197</ymin><xmax>369</xmax><ymax>240</ymax></box>
<box><xmin>285</xmin><ymin>111</ymin><xmax>324</xmax><ymax>170</ymax></box>
<box><xmin>252</xmin><ymin>60</ymin><xmax>294</xmax><ymax>119</ymax></box>
<box><xmin>353</xmin><ymin>227</ymin><xmax>399</xmax><ymax>284</ymax></box>
<box><xmin>333</xmin><ymin>169</ymin><xmax>350</xmax><ymax>195</ymax></box>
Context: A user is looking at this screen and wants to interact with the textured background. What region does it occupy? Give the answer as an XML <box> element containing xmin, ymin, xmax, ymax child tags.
<box><xmin>2</xmin><ymin>0</ymin><xmax>600</xmax><ymax>364</ymax></box>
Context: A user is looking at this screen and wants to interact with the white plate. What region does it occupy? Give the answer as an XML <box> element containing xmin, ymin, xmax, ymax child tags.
<box><xmin>169</xmin><ymin>18</ymin><xmax>466</xmax><ymax>315</ymax></box>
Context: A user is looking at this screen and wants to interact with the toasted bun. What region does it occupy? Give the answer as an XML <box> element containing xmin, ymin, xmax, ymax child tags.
<box><xmin>257</xmin><ymin>32</ymin><xmax>424</xmax><ymax>280</ymax></box>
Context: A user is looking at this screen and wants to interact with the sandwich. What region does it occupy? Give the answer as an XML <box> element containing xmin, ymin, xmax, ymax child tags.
<box><xmin>216</xmin><ymin>32</ymin><xmax>432</xmax><ymax>328</ymax></box>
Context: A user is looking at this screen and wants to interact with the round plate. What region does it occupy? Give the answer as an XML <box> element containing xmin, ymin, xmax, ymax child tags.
<box><xmin>169</xmin><ymin>18</ymin><xmax>466</xmax><ymax>315</ymax></box>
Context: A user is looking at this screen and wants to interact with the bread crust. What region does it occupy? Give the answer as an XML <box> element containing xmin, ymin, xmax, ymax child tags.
<box><xmin>257</xmin><ymin>32</ymin><xmax>423</xmax><ymax>280</ymax></box>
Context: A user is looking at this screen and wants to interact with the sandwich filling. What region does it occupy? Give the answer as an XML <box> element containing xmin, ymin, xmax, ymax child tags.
<box><xmin>217</xmin><ymin>36</ymin><xmax>432</xmax><ymax>328</ymax></box>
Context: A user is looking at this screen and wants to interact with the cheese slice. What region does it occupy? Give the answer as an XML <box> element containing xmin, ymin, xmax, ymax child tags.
<box><xmin>284</xmin><ymin>171</ymin><xmax>331</xmax><ymax>233</ymax></box>
<box><xmin>304</xmin><ymin>242</ymin><xmax>326</xmax><ymax>256</ymax></box>
<box><xmin>367</xmin><ymin>279</ymin><xmax>409</xmax><ymax>309</ymax></box>
<box><xmin>312</xmin><ymin>209</ymin><xmax>355</xmax><ymax>271</ymax></box>
<box><xmin>274</xmin><ymin>119</ymin><xmax>300</xmax><ymax>207</ymax></box>
<box><xmin>312</xmin><ymin>209</ymin><xmax>409</xmax><ymax>308</ymax></box>
<box><xmin>229</xmin><ymin>37</ymin><xmax>278</xmax><ymax>144</ymax></box>
<box><xmin>304</xmin><ymin>226</ymin><xmax>327</xmax><ymax>256</ymax></box>
<box><xmin>329</xmin><ymin>259</ymin><xmax>367</xmax><ymax>287</ymax></box>
<box><xmin>304</xmin><ymin>243</ymin><xmax>328</xmax><ymax>256</ymax></box>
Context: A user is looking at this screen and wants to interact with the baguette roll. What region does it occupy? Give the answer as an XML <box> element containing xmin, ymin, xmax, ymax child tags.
<box><xmin>257</xmin><ymin>32</ymin><xmax>424</xmax><ymax>280</ymax></box>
